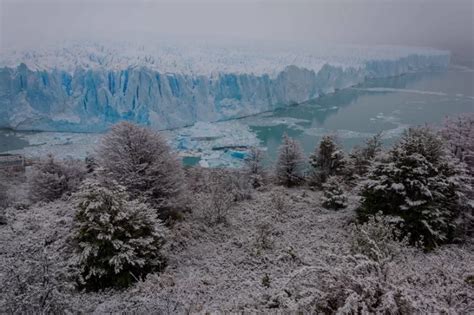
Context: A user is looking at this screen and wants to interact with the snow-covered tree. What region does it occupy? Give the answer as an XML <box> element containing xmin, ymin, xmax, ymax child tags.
<box><xmin>275</xmin><ymin>134</ymin><xmax>305</xmax><ymax>187</ymax></box>
<box><xmin>309</xmin><ymin>135</ymin><xmax>346</xmax><ymax>187</ymax></box>
<box><xmin>73</xmin><ymin>178</ymin><xmax>167</xmax><ymax>290</ymax></box>
<box><xmin>244</xmin><ymin>146</ymin><xmax>266</xmax><ymax>188</ymax></box>
<box><xmin>441</xmin><ymin>113</ymin><xmax>474</xmax><ymax>171</ymax></box>
<box><xmin>357</xmin><ymin>127</ymin><xmax>468</xmax><ymax>249</ymax></box>
<box><xmin>321</xmin><ymin>176</ymin><xmax>347</xmax><ymax>210</ymax></box>
<box><xmin>349</xmin><ymin>133</ymin><xmax>383</xmax><ymax>177</ymax></box>
<box><xmin>229</xmin><ymin>170</ymin><xmax>253</xmax><ymax>201</ymax></box>
<box><xmin>441</xmin><ymin>113</ymin><xmax>474</xmax><ymax>240</ymax></box>
<box><xmin>29</xmin><ymin>155</ymin><xmax>85</xmax><ymax>202</ymax></box>
<box><xmin>96</xmin><ymin>122</ymin><xmax>185</xmax><ymax>220</ymax></box>
<box><xmin>193</xmin><ymin>168</ymin><xmax>249</xmax><ymax>224</ymax></box>
<box><xmin>196</xmin><ymin>183</ymin><xmax>234</xmax><ymax>225</ymax></box>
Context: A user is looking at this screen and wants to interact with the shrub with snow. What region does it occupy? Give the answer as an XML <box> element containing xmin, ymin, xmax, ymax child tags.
<box><xmin>228</xmin><ymin>170</ymin><xmax>253</xmax><ymax>202</ymax></box>
<box><xmin>0</xmin><ymin>183</ymin><xmax>8</xmax><ymax>224</ymax></box>
<box><xmin>194</xmin><ymin>169</ymin><xmax>235</xmax><ymax>224</ymax></box>
<box><xmin>0</xmin><ymin>182</ymin><xmax>10</xmax><ymax>208</ymax></box>
<box><xmin>244</xmin><ymin>146</ymin><xmax>266</xmax><ymax>188</ymax></box>
<box><xmin>350</xmin><ymin>213</ymin><xmax>408</xmax><ymax>263</ymax></box>
<box><xmin>275</xmin><ymin>134</ymin><xmax>305</xmax><ymax>187</ymax></box>
<box><xmin>275</xmin><ymin>231</ymin><xmax>472</xmax><ymax>314</ymax></box>
<box><xmin>73</xmin><ymin>178</ymin><xmax>167</xmax><ymax>290</ymax></box>
<box><xmin>254</xmin><ymin>221</ymin><xmax>274</xmax><ymax>250</ymax></box>
<box><xmin>0</xmin><ymin>182</ymin><xmax>11</xmax><ymax>223</ymax></box>
<box><xmin>29</xmin><ymin>155</ymin><xmax>85</xmax><ymax>202</ymax></box>
<box><xmin>312</xmin><ymin>257</ymin><xmax>415</xmax><ymax>314</ymax></box>
<box><xmin>84</xmin><ymin>154</ymin><xmax>97</xmax><ymax>174</ymax></box>
<box><xmin>357</xmin><ymin>127</ymin><xmax>468</xmax><ymax>249</ymax></box>
<box><xmin>309</xmin><ymin>135</ymin><xmax>346</xmax><ymax>187</ymax></box>
<box><xmin>270</xmin><ymin>186</ymin><xmax>287</xmax><ymax>213</ymax></box>
<box><xmin>1</xmin><ymin>248</ymin><xmax>70</xmax><ymax>313</ymax></box>
<box><xmin>273</xmin><ymin>253</ymin><xmax>418</xmax><ymax>313</ymax></box>
<box><xmin>96</xmin><ymin>122</ymin><xmax>185</xmax><ymax>220</ymax></box>
<box><xmin>321</xmin><ymin>176</ymin><xmax>347</xmax><ymax>210</ymax></box>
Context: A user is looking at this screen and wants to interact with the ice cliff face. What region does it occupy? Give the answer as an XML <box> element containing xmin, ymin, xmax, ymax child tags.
<box><xmin>0</xmin><ymin>41</ymin><xmax>450</xmax><ymax>132</ymax></box>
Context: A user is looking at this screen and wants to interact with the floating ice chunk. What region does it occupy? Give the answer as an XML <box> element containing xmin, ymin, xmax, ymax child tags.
<box><xmin>245</xmin><ymin>117</ymin><xmax>311</xmax><ymax>131</ymax></box>
<box><xmin>170</xmin><ymin>121</ymin><xmax>261</xmax><ymax>168</ymax></box>
<box><xmin>304</xmin><ymin>127</ymin><xmax>373</xmax><ymax>139</ymax></box>
<box><xmin>353</xmin><ymin>87</ymin><xmax>447</xmax><ymax>96</ymax></box>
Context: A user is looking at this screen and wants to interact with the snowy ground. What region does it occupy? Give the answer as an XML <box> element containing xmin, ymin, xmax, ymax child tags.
<box><xmin>1</xmin><ymin>169</ymin><xmax>472</xmax><ymax>313</ymax></box>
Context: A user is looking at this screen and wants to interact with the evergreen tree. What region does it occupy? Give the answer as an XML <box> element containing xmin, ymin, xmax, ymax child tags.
<box><xmin>275</xmin><ymin>134</ymin><xmax>305</xmax><ymax>187</ymax></box>
<box><xmin>321</xmin><ymin>176</ymin><xmax>347</xmax><ymax>210</ymax></box>
<box><xmin>357</xmin><ymin>127</ymin><xmax>468</xmax><ymax>249</ymax></box>
<box><xmin>309</xmin><ymin>135</ymin><xmax>346</xmax><ymax>187</ymax></box>
<box><xmin>73</xmin><ymin>179</ymin><xmax>167</xmax><ymax>290</ymax></box>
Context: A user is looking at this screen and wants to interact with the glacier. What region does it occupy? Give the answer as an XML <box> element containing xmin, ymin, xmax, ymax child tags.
<box><xmin>0</xmin><ymin>41</ymin><xmax>450</xmax><ymax>132</ymax></box>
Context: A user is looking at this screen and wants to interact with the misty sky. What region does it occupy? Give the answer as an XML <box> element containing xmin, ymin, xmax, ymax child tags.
<box><xmin>1</xmin><ymin>0</ymin><xmax>473</xmax><ymax>65</ymax></box>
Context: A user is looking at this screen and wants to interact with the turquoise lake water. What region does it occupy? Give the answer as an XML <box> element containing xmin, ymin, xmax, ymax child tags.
<box><xmin>242</xmin><ymin>68</ymin><xmax>474</xmax><ymax>164</ymax></box>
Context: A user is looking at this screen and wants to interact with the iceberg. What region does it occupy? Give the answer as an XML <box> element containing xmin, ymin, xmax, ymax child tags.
<box><xmin>169</xmin><ymin>121</ymin><xmax>261</xmax><ymax>168</ymax></box>
<box><xmin>0</xmin><ymin>40</ymin><xmax>450</xmax><ymax>132</ymax></box>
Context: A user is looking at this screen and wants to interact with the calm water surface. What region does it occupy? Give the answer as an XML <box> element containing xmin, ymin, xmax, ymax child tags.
<box><xmin>243</xmin><ymin>68</ymin><xmax>474</xmax><ymax>163</ymax></box>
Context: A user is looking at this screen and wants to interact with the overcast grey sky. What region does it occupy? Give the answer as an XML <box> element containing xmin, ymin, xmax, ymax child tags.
<box><xmin>1</xmin><ymin>0</ymin><xmax>473</xmax><ymax>65</ymax></box>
